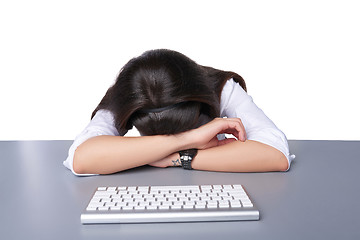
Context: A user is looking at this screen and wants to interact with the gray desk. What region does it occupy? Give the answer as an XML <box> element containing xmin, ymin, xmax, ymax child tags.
<box><xmin>1</xmin><ymin>140</ymin><xmax>359</xmax><ymax>239</ymax></box>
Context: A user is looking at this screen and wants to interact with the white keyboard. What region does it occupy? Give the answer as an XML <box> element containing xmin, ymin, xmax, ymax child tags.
<box><xmin>81</xmin><ymin>184</ymin><xmax>259</xmax><ymax>224</ymax></box>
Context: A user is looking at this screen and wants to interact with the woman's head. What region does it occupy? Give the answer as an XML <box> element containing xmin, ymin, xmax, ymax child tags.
<box><xmin>93</xmin><ymin>49</ymin><xmax>246</xmax><ymax>136</ymax></box>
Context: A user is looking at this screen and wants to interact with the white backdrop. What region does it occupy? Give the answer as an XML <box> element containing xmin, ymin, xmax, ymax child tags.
<box><xmin>0</xmin><ymin>0</ymin><xmax>359</xmax><ymax>140</ymax></box>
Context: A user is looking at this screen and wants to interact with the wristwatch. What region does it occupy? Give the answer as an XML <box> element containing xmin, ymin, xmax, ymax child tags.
<box><xmin>179</xmin><ymin>149</ymin><xmax>198</xmax><ymax>170</ymax></box>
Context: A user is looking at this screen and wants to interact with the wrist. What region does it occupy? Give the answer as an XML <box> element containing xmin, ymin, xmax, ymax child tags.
<box><xmin>173</xmin><ymin>129</ymin><xmax>196</xmax><ymax>150</ymax></box>
<box><xmin>170</xmin><ymin>152</ymin><xmax>181</xmax><ymax>167</ymax></box>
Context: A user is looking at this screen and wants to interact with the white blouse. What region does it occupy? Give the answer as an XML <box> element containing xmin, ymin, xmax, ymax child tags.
<box><xmin>64</xmin><ymin>78</ymin><xmax>295</xmax><ymax>176</ymax></box>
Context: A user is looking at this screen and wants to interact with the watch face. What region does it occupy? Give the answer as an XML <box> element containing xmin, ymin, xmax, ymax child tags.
<box><xmin>180</xmin><ymin>155</ymin><xmax>191</xmax><ymax>170</ymax></box>
<box><xmin>179</xmin><ymin>149</ymin><xmax>197</xmax><ymax>170</ymax></box>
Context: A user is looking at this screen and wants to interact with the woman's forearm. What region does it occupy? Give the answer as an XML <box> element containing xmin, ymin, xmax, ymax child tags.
<box><xmin>191</xmin><ymin>140</ymin><xmax>289</xmax><ymax>172</ymax></box>
<box><xmin>73</xmin><ymin>135</ymin><xmax>189</xmax><ymax>174</ymax></box>
<box><xmin>73</xmin><ymin>118</ymin><xmax>250</xmax><ymax>174</ymax></box>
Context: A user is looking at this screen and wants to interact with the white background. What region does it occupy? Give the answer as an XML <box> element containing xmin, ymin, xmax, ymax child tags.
<box><xmin>0</xmin><ymin>0</ymin><xmax>359</xmax><ymax>140</ymax></box>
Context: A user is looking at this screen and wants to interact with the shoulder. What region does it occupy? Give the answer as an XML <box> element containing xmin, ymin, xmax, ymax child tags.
<box><xmin>92</xmin><ymin>109</ymin><xmax>115</xmax><ymax>123</ymax></box>
<box><xmin>221</xmin><ymin>78</ymin><xmax>248</xmax><ymax>97</ymax></box>
<box><xmin>220</xmin><ymin>78</ymin><xmax>250</xmax><ymax>116</ymax></box>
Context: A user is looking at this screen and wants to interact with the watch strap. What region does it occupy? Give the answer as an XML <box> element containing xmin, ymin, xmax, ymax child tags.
<box><xmin>179</xmin><ymin>149</ymin><xmax>198</xmax><ymax>170</ymax></box>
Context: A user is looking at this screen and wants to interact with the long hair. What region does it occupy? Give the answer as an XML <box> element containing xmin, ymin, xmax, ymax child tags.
<box><xmin>92</xmin><ymin>49</ymin><xmax>246</xmax><ymax>136</ymax></box>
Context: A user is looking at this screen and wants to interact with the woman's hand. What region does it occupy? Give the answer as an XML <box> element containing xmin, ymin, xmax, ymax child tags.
<box><xmin>181</xmin><ymin>117</ymin><xmax>246</xmax><ymax>150</ymax></box>
<box><xmin>149</xmin><ymin>117</ymin><xmax>246</xmax><ymax>168</ymax></box>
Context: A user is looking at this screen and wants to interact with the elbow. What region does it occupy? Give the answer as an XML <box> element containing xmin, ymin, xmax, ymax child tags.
<box><xmin>276</xmin><ymin>153</ymin><xmax>289</xmax><ymax>172</ymax></box>
<box><xmin>278</xmin><ymin>160</ymin><xmax>289</xmax><ymax>172</ymax></box>
<box><xmin>73</xmin><ymin>148</ymin><xmax>90</xmax><ymax>175</ymax></box>
<box><xmin>73</xmin><ymin>152</ymin><xmax>85</xmax><ymax>175</ymax></box>
<box><xmin>72</xmin><ymin>143</ymin><xmax>114</xmax><ymax>175</ymax></box>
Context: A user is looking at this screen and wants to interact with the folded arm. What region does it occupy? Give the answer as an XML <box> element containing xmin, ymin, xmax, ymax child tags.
<box><xmin>152</xmin><ymin>140</ymin><xmax>289</xmax><ymax>172</ymax></box>
<box><xmin>73</xmin><ymin>117</ymin><xmax>288</xmax><ymax>175</ymax></box>
<box><xmin>73</xmin><ymin>117</ymin><xmax>245</xmax><ymax>174</ymax></box>
<box><xmin>73</xmin><ymin>134</ymin><xmax>185</xmax><ymax>174</ymax></box>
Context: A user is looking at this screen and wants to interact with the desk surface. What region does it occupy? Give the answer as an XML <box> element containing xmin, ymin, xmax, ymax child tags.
<box><xmin>1</xmin><ymin>140</ymin><xmax>359</xmax><ymax>240</ymax></box>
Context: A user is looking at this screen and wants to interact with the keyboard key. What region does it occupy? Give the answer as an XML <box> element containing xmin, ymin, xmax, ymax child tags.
<box><xmin>219</xmin><ymin>203</ymin><xmax>230</xmax><ymax>208</ymax></box>
<box><xmin>118</xmin><ymin>190</ymin><xmax>128</xmax><ymax>195</ymax></box>
<box><xmin>183</xmin><ymin>205</ymin><xmax>193</xmax><ymax>209</ymax></box>
<box><xmin>241</xmin><ymin>199</ymin><xmax>252</xmax><ymax>204</ymax></box>
<box><xmin>242</xmin><ymin>203</ymin><xmax>254</xmax><ymax>207</ymax></box>
<box><xmin>146</xmin><ymin>205</ymin><xmax>157</xmax><ymax>210</ymax></box>
<box><xmin>104</xmin><ymin>202</ymin><xmax>116</xmax><ymax>207</ymax></box>
<box><xmin>110</xmin><ymin>206</ymin><xmax>121</xmax><ymax>210</ymax></box>
<box><xmin>151</xmin><ymin>201</ymin><xmax>161</xmax><ymax>206</ymax></box>
<box><xmin>195</xmin><ymin>205</ymin><xmax>206</xmax><ymax>209</ymax></box>
<box><xmin>137</xmin><ymin>186</ymin><xmax>149</xmax><ymax>192</ymax></box>
<box><xmin>207</xmin><ymin>204</ymin><xmax>218</xmax><ymax>209</ymax></box>
<box><xmin>156</xmin><ymin>197</ymin><xmax>166</xmax><ymax>202</ymax></box>
<box><xmin>207</xmin><ymin>200</ymin><xmax>218</xmax><ymax>205</ymax></box>
<box><xmin>167</xmin><ymin>197</ymin><xmax>178</xmax><ymax>202</ymax></box>
<box><xmin>230</xmin><ymin>200</ymin><xmax>242</xmax><ymax>208</ymax></box>
<box><xmin>172</xmin><ymin>201</ymin><xmax>182</xmax><ymax>205</ymax></box>
<box><xmin>100</xmin><ymin>197</ymin><xmax>111</xmax><ymax>203</ymax></box>
<box><xmin>88</xmin><ymin>203</ymin><xmax>104</xmax><ymax>208</ymax></box>
<box><xmin>127</xmin><ymin>202</ymin><xmax>138</xmax><ymax>207</ymax></box>
<box><xmin>122</xmin><ymin>206</ymin><xmax>133</xmax><ymax>210</ymax></box>
<box><xmin>211</xmin><ymin>196</ymin><xmax>222</xmax><ymax>201</ymax></box>
<box><xmin>135</xmin><ymin>206</ymin><xmax>146</xmax><ymax>210</ymax></box>
<box><xmin>196</xmin><ymin>201</ymin><xmax>206</xmax><ymax>206</ymax></box>
<box><xmin>98</xmin><ymin>206</ymin><xmax>109</xmax><ymax>211</ymax></box>
<box><xmin>185</xmin><ymin>201</ymin><xmax>195</xmax><ymax>206</ymax></box>
<box><xmin>161</xmin><ymin>202</ymin><xmax>172</xmax><ymax>206</ymax></box>
<box><xmin>117</xmin><ymin>202</ymin><xmax>127</xmax><ymax>207</ymax></box>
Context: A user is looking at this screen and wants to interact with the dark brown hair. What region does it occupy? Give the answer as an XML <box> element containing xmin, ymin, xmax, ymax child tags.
<box><xmin>92</xmin><ymin>49</ymin><xmax>246</xmax><ymax>136</ymax></box>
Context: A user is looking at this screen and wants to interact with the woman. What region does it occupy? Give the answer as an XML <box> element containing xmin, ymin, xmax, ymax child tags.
<box><xmin>64</xmin><ymin>49</ymin><xmax>294</xmax><ymax>176</ymax></box>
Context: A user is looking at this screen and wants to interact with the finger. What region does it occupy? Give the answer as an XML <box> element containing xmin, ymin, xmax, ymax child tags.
<box><xmin>237</xmin><ymin>119</ymin><xmax>247</xmax><ymax>141</ymax></box>
<box><xmin>223</xmin><ymin>118</ymin><xmax>246</xmax><ymax>141</ymax></box>
<box><xmin>218</xmin><ymin>120</ymin><xmax>241</xmax><ymax>140</ymax></box>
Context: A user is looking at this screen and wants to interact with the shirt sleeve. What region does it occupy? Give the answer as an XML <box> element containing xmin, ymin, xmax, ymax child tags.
<box><xmin>220</xmin><ymin>79</ymin><xmax>295</xmax><ymax>171</ymax></box>
<box><xmin>63</xmin><ymin>109</ymin><xmax>120</xmax><ymax>176</ymax></box>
